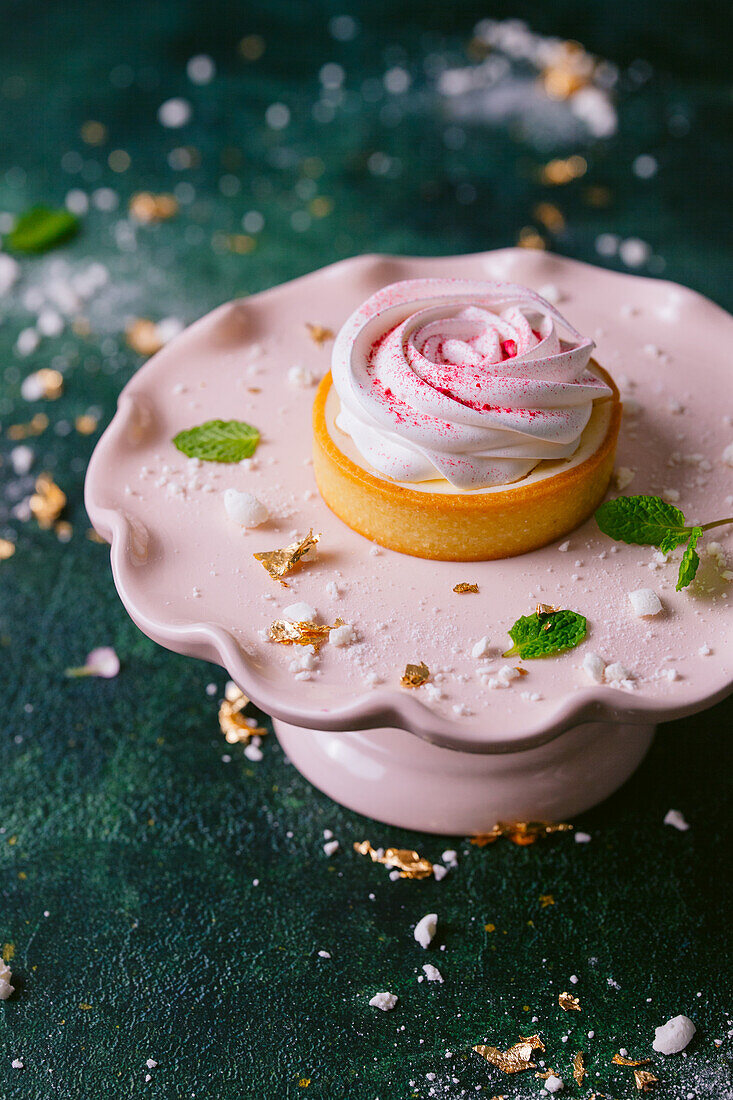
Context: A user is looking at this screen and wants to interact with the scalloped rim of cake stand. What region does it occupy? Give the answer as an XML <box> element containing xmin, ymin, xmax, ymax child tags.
<box><xmin>85</xmin><ymin>251</ymin><xmax>733</xmax><ymax>755</ymax></box>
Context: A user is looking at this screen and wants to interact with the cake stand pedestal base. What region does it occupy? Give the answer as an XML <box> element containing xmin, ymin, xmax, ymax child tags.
<box><xmin>273</xmin><ymin>719</ymin><xmax>655</xmax><ymax>835</ymax></box>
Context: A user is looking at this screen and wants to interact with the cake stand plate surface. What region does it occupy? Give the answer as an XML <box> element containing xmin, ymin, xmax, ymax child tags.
<box><xmin>85</xmin><ymin>250</ymin><xmax>732</xmax><ymax>826</ymax></box>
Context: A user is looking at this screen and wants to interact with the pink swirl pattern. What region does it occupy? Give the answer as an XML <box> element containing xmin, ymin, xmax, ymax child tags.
<box><xmin>331</xmin><ymin>278</ymin><xmax>611</xmax><ymax>489</ymax></box>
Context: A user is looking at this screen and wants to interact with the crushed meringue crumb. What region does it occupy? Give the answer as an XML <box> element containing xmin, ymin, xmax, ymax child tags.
<box><xmin>329</xmin><ymin>623</ymin><xmax>356</xmax><ymax>647</ymax></box>
<box><xmin>369</xmin><ymin>991</ymin><xmax>398</xmax><ymax>1011</ymax></box>
<box><xmin>615</xmin><ymin>466</ymin><xmax>635</xmax><ymax>490</ymax></box>
<box><xmin>223</xmin><ymin>488</ymin><xmax>268</xmax><ymax>527</ymax></box>
<box><xmin>653</xmin><ymin>1014</ymin><xmax>696</xmax><ymax>1054</ymax></box>
<box><xmin>323</xmin><ymin>839</ymin><xmax>339</xmax><ymax>857</ymax></box>
<box><xmin>664</xmin><ymin>809</ymin><xmax>690</xmax><ymax>831</ymax></box>
<box><xmin>582</xmin><ymin>652</ymin><xmax>606</xmax><ymax>683</ymax></box>
<box><xmin>422</xmin><ymin>964</ymin><xmax>443</xmax><ymax>983</ymax></box>
<box><xmin>283</xmin><ymin>601</ymin><xmax>316</xmax><ymax>622</ymax></box>
<box><xmin>414</xmin><ymin>913</ymin><xmax>438</xmax><ymax>949</ymax></box>
<box><xmin>628</xmin><ymin>587</ymin><xmax>663</xmax><ymax>617</ymax></box>
<box><xmin>287</xmin><ymin>364</ymin><xmax>315</xmax><ymax>387</ymax></box>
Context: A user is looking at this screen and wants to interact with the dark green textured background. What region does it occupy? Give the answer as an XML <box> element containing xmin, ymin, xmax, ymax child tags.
<box><xmin>1</xmin><ymin>2</ymin><xmax>731</xmax><ymax>1097</ymax></box>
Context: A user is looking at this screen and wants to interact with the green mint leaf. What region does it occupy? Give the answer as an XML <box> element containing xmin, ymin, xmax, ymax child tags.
<box><xmin>6</xmin><ymin>206</ymin><xmax>80</xmax><ymax>253</ymax></box>
<box><xmin>676</xmin><ymin>527</ymin><xmax>703</xmax><ymax>590</ymax></box>
<box><xmin>502</xmin><ymin>609</ymin><xmax>587</xmax><ymax>660</ymax></box>
<box><xmin>173</xmin><ymin>419</ymin><xmax>260</xmax><ymax>462</ymax></box>
<box><xmin>595</xmin><ymin>494</ymin><xmax>688</xmax><ymax>548</ymax></box>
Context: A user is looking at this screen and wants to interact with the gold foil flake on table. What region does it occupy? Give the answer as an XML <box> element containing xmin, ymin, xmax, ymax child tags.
<box><xmin>400</xmin><ymin>662</ymin><xmax>430</xmax><ymax>688</ymax></box>
<box><xmin>75</xmin><ymin>414</ymin><xmax>98</xmax><ymax>435</ymax></box>
<box><xmin>125</xmin><ymin>318</ymin><xmax>164</xmax><ymax>356</ymax></box>
<box><xmin>471</xmin><ymin>821</ymin><xmax>572</xmax><ymax>847</ymax></box>
<box><xmin>573</xmin><ymin>1051</ymin><xmax>586</xmax><ymax>1086</ymax></box>
<box><xmin>0</xmin><ymin>539</ymin><xmax>16</xmax><ymax>561</ymax></box>
<box><xmin>535</xmin><ymin>1069</ymin><xmax>557</xmax><ymax>1080</ymax></box>
<box><xmin>305</xmin><ymin>322</ymin><xmax>334</xmax><ymax>345</ymax></box>
<box><xmin>129</xmin><ymin>192</ymin><xmax>179</xmax><ymax>223</ymax></box>
<box><xmin>30</xmin><ymin>474</ymin><xmax>66</xmax><ymax>529</ymax></box>
<box><xmin>218</xmin><ymin>687</ymin><xmax>267</xmax><ymax>745</ymax></box>
<box><xmin>559</xmin><ymin>991</ymin><xmax>581</xmax><ymax>1011</ymax></box>
<box><xmin>633</xmin><ymin>1069</ymin><xmax>658</xmax><ymax>1091</ymax></box>
<box><xmin>268</xmin><ymin>618</ymin><xmax>341</xmax><ymax>652</ymax></box>
<box><xmin>7</xmin><ymin>413</ymin><xmax>49</xmax><ymax>440</ymax></box>
<box><xmin>472</xmin><ymin>1035</ymin><xmax>545</xmax><ymax>1074</ymax></box>
<box><xmin>453</xmin><ymin>582</ymin><xmax>479</xmax><ymax>593</ymax></box>
<box><xmin>353</xmin><ymin>840</ymin><xmax>433</xmax><ymax>879</ymax></box>
<box><xmin>539</xmin><ymin>894</ymin><xmax>555</xmax><ymax>908</ymax></box>
<box><xmin>254</xmin><ymin>530</ymin><xmax>320</xmax><ymax>586</ymax></box>
<box><xmin>612</xmin><ymin>1055</ymin><xmax>651</xmax><ymax>1067</ymax></box>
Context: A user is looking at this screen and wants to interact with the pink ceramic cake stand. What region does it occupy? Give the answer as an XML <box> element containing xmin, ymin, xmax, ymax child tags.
<box><xmin>85</xmin><ymin>250</ymin><xmax>733</xmax><ymax>833</ymax></box>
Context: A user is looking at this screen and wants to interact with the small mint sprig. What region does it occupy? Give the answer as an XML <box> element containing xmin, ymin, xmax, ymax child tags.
<box><xmin>595</xmin><ymin>495</ymin><xmax>733</xmax><ymax>591</ymax></box>
<box><xmin>6</xmin><ymin>206</ymin><xmax>80</xmax><ymax>253</ymax></box>
<box><xmin>173</xmin><ymin>419</ymin><xmax>260</xmax><ymax>463</ymax></box>
<box><xmin>502</xmin><ymin>608</ymin><xmax>587</xmax><ymax>659</ymax></box>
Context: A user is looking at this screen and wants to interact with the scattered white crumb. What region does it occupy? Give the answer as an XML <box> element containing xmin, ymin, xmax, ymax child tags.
<box><xmin>615</xmin><ymin>466</ymin><xmax>635</xmax><ymax>490</ymax></box>
<box><xmin>318</xmin><ymin>950</ymin><xmax>331</xmax><ymax>958</ymax></box>
<box><xmin>158</xmin><ymin>97</ymin><xmax>192</xmax><ymax>128</ymax></box>
<box><xmin>544</xmin><ymin>1074</ymin><xmax>564</xmax><ymax>1093</ymax></box>
<box><xmin>10</xmin><ymin>444</ymin><xmax>34</xmax><ymax>475</ymax></box>
<box><xmin>283</xmin><ymin>601</ymin><xmax>316</xmax><ymax>622</ymax></box>
<box><xmin>698</xmin><ymin>644</ymin><xmax>712</xmax><ymax>656</ymax></box>
<box><xmin>369</xmin><ymin>991</ymin><xmax>398</xmax><ymax>1011</ymax></box>
<box><xmin>223</xmin><ymin>488</ymin><xmax>268</xmax><ymax>527</ymax></box>
<box><xmin>414</xmin><ymin>913</ymin><xmax>438</xmax><ymax>949</ymax></box>
<box><xmin>471</xmin><ymin>636</ymin><xmax>493</xmax><ymax>659</ymax></box>
<box><xmin>325</xmin><ymin>580</ymin><xmax>340</xmax><ymax>599</ymax></box>
<box><xmin>653</xmin><ymin>1014</ymin><xmax>696</xmax><ymax>1054</ymax></box>
<box><xmin>569</xmin><ymin>974</ymin><xmax>579</xmax><ymax>984</ymax></box>
<box><xmin>558</xmin><ymin>541</ymin><xmax>570</xmax><ymax>552</ymax></box>
<box><xmin>243</xmin><ymin>743</ymin><xmax>263</xmax><ymax>762</ymax></box>
<box><xmin>582</xmin><ymin>652</ymin><xmax>606</xmax><ymax>684</ymax></box>
<box><xmin>329</xmin><ymin>623</ymin><xmax>356</xmax><ymax>647</ymax></box>
<box><xmin>664</xmin><ymin>809</ymin><xmax>690</xmax><ymax>832</ymax></box>
<box><xmin>575</xmin><ymin>832</ymin><xmax>592</xmax><ymax>844</ymax></box>
<box><xmin>432</xmin><ymin>865</ymin><xmax>448</xmax><ymax>882</ymax></box>
<box><xmin>661</xmin><ymin>488</ymin><xmax>680</xmax><ymax>502</ymax></box>
<box><xmin>11</xmin><ymin>1059</ymin><xmax>23</xmax><ymax>1070</ymax></box>
<box><xmin>441</xmin><ymin>850</ymin><xmax>457</xmax><ymax>866</ymax></box>
<box><xmin>146</xmin><ymin>1059</ymin><xmax>158</xmax><ymax>1070</ymax></box>
<box><xmin>323</xmin><ymin>839</ymin><xmax>339</xmax><ymax>857</ymax></box>
<box><xmin>287</xmin><ymin>364</ymin><xmax>315</xmax><ymax>387</ymax></box>
<box><xmin>422</xmin><ymin>964</ymin><xmax>443</xmax><ymax>983</ymax></box>
<box><xmin>605</xmin><ymin>662</ymin><xmax>633</xmax><ymax>683</ymax></box>
<box><xmin>628</xmin><ymin>588</ymin><xmax>662</xmax><ymax>617</ymax></box>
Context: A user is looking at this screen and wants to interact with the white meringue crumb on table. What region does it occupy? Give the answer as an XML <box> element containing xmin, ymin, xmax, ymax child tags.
<box><xmin>414</xmin><ymin>913</ymin><xmax>438</xmax><ymax>949</ymax></box>
<box><xmin>283</xmin><ymin>601</ymin><xmax>316</xmax><ymax>622</ymax></box>
<box><xmin>628</xmin><ymin>588</ymin><xmax>663</xmax><ymax>617</ymax></box>
<box><xmin>664</xmin><ymin>809</ymin><xmax>690</xmax><ymax>831</ymax></box>
<box><xmin>653</xmin><ymin>1014</ymin><xmax>696</xmax><ymax>1054</ymax></box>
<box><xmin>369</xmin><ymin>991</ymin><xmax>398</xmax><ymax>1011</ymax></box>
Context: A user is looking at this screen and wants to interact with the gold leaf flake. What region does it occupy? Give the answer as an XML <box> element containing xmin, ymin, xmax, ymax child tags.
<box><xmin>306</xmin><ymin>322</ymin><xmax>334</xmax><ymax>345</ymax></box>
<box><xmin>633</xmin><ymin>1069</ymin><xmax>658</xmax><ymax>1091</ymax></box>
<box><xmin>254</xmin><ymin>530</ymin><xmax>319</xmax><ymax>586</ymax></box>
<box><xmin>30</xmin><ymin>474</ymin><xmax>66</xmax><ymax>529</ymax></box>
<box><xmin>539</xmin><ymin>894</ymin><xmax>555</xmax><ymax>908</ymax></box>
<box><xmin>268</xmin><ymin>617</ymin><xmax>341</xmax><ymax>652</ymax></box>
<box><xmin>7</xmin><ymin>413</ymin><xmax>49</xmax><ymax>440</ymax></box>
<box><xmin>218</xmin><ymin>686</ymin><xmax>267</xmax><ymax>745</ymax></box>
<box><xmin>472</xmin><ymin>1035</ymin><xmax>544</xmax><ymax>1074</ymax></box>
<box><xmin>453</xmin><ymin>582</ymin><xmax>479</xmax><ymax>593</ymax></box>
<box><xmin>400</xmin><ymin>661</ymin><xmax>430</xmax><ymax>688</ymax></box>
<box><xmin>0</xmin><ymin>539</ymin><xmax>15</xmax><ymax>561</ymax></box>
<box><xmin>573</xmin><ymin>1051</ymin><xmax>586</xmax><ymax>1086</ymax></box>
<box><xmin>75</xmin><ymin>414</ymin><xmax>98</xmax><ymax>435</ymax></box>
<box><xmin>559</xmin><ymin>991</ymin><xmax>581</xmax><ymax>1011</ymax></box>
<box><xmin>536</xmin><ymin>603</ymin><xmax>561</xmax><ymax>616</ymax></box>
<box><xmin>535</xmin><ymin>1069</ymin><xmax>557</xmax><ymax>1080</ymax></box>
<box><xmin>612</xmin><ymin>1055</ymin><xmax>651</xmax><ymax>1067</ymax></box>
<box><xmin>353</xmin><ymin>840</ymin><xmax>433</xmax><ymax>879</ymax></box>
<box><xmin>471</xmin><ymin>821</ymin><xmax>572</xmax><ymax>847</ymax></box>
<box><xmin>126</xmin><ymin>318</ymin><xmax>164</xmax><ymax>356</ymax></box>
<box><xmin>129</xmin><ymin>191</ymin><xmax>179</xmax><ymax>223</ymax></box>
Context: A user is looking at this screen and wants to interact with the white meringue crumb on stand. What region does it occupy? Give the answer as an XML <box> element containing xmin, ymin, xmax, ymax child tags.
<box><xmin>283</xmin><ymin>601</ymin><xmax>316</xmax><ymax>622</ymax></box>
<box><xmin>323</xmin><ymin>839</ymin><xmax>339</xmax><ymax>857</ymax></box>
<box><xmin>414</xmin><ymin>913</ymin><xmax>438</xmax><ymax>949</ymax></box>
<box><xmin>615</xmin><ymin>466</ymin><xmax>635</xmax><ymax>490</ymax></box>
<box><xmin>582</xmin><ymin>652</ymin><xmax>606</xmax><ymax>684</ymax></box>
<box><xmin>471</xmin><ymin>636</ymin><xmax>493</xmax><ymax>659</ymax></box>
<box><xmin>287</xmin><ymin>364</ymin><xmax>316</xmax><ymax>387</ymax></box>
<box><xmin>653</xmin><ymin>1014</ymin><xmax>696</xmax><ymax>1054</ymax></box>
<box><xmin>628</xmin><ymin>588</ymin><xmax>663</xmax><ymax>617</ymax></box>
<box><xmin>369</xmin><ymin>991</ymin><xmax>398</xmax><ymax>1011</ymax></box>
<box><xmin>544</xmin><ymin>1074</ymin><xmax>564</xmax><ymax>1093</ymax></box>
<box><xmin>422</xmin><ymin>963</ymin><xmax>443</xmax><ymax>983</ymax></box>
<box><xmin>664</xmin><ymin>809</ymin><xmax>690</xmax><ymax>831</ymax></box>
<box><xmin>223</xmin><ymin>489</ymin><xmax>268</xmax><ymax>528</ymax></box>
<box><xmin>329</xmin><ymin>623</ymin><xmax>356</xmax><ymax>647</ymax></box>
<box><xmin>574</xmin><ymin>831</ymin><xmax>592</xmax><ymax>843</ymax></box>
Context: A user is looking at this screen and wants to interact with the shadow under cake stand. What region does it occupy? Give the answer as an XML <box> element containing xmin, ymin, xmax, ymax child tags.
<box><xmin>85</xmin><ymin>250</ymin><xmax>733</xmax><ymax>834</ymax></box>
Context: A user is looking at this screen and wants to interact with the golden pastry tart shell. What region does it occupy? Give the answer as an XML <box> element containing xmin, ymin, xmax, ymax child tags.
<box><xmin>312</xmin><ymin>363</ymin><xmax>621</xmax><ymax>561</ymax></box>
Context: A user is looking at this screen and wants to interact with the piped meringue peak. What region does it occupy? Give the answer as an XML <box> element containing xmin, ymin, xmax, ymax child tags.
<box><xmin>331</xmin><ymin>278</ymin><xmax>612</xmax><ymax>490</ymax></box>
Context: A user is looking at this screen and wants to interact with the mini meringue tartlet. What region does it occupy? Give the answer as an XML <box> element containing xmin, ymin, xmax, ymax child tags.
<box><xmin>313</xmin><ymin>278</ymin><xmax>621</xmax><ymax>560</ymax></box>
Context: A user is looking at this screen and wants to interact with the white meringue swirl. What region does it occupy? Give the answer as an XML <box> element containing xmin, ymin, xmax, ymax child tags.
<box><xmin>331</xmin><ymin>278</ymin><xmax>611</xmax><ymax>490</ymax></box>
